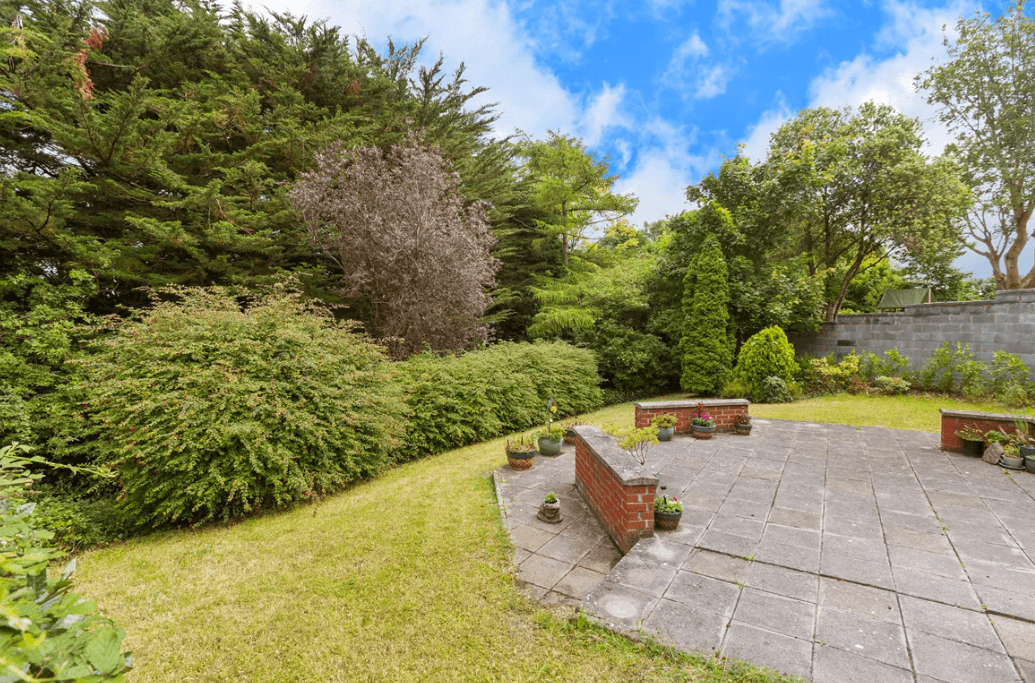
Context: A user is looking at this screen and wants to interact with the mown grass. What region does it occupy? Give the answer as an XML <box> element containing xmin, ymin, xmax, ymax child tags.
<box><xmin>751</xmin><ymin>392</ymin><xmax>1027</xmax><ymax>432</ymax></box>
<box><xmin>75</xmin><ymin>399</ymin><xmax>790</xmax><ymax>683</ymax></box>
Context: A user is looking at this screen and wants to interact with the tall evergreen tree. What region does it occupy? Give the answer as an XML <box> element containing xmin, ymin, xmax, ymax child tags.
<box><xmin>679</xmin><ymin>229</ymin><xmax>732</xmax><ymax>395</ymax></box>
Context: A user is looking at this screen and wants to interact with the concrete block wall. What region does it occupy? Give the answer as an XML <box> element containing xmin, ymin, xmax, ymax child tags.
<box><xmin>786</xmin><ymin>289</ymin><xmax>1035</xmax><ymax>376</ymax></box>
<box><xmin>572</xmin><ymin>426</ymin><xmax>657</xmax><ymax>554</ymax></box>
<box><xmin>634</xmin><ymin>399</ymin><xmax>750</xmax><ymax>433</ymax></box>
<box><xmin>939</xmin><ymin>410</ymin><xmax>1034</xmax><ymax>452</ymax></box>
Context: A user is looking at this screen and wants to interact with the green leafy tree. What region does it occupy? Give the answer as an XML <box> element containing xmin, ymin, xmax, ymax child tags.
<box><xmin>764</xmin><ymin>103</ymin><xmax>971</xmax><ymax>321</ymax></box>
<box><xmin>679</xmin><ymin>230</ymin><xmax>732</xmax><ymax>394</ymax></box>
<box><xmin>734</xmin><ymin>326</ymin><xmax>799</xmax><ymax>396</ymax></box>
<box><xmin>516</xmin><ymin>131</ymin><xmax>637</xmax><ymax>265</ymax></box>
<box><xmin>917</xmin><ymin>1</ymin><xmax>1035</xmax><ymax>290</ymax></box>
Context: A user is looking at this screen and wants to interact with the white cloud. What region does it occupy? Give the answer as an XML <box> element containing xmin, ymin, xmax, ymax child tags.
<box><xmin>614</xmin><ymin>118</ymin><xmax>722</xmax><ymax>226</ymax></box>
<box><xmin>739</xmin><ymin>93</ymin><xmax>793</xmax><ymax>163</ymax></box>
<box><xmin>663</xmin><ymin>31</ymin><xmax>735</xmax><ymax>99</ymax></box>
<box><xmin>717</xmin><ymin>0</ymin><xmax>831</xmax><ymax>46</ymax></box>
<box><xmin>807</xmin><ymin>0</ymin><xmax>978</xmax><ymax>154</ymax></box>
<box><xmin>579</xmin><ymin>83</ymin><xmax>632</xmax><ymax>147</ymax></box>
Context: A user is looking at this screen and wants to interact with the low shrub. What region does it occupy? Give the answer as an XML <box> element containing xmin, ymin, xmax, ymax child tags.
<box><xmin>735</xmin><ymin>326</ymin><xmax>798</xmax><ymax>395</ymax></box>
<box><xmin>809</xmin><ymin>354</ymin><xmax>863</xmax><ymax>394</ymax></box>
<box><xmin>398</xmin><ymin>341</ymin><xmax>602</xmax><ymax>459</ymax></box>
<box><xmin>859</xmin><ymin>348</ymin><xmax>912</xmax><ymax>382</ymax></box>
<box><xmin>69</xmin><ymin>285</ymin><xmax>408</xmax><ymax>527</ymax></box>
<box><xmin>0</xmin><ymin>443</ymin><xmax>131</xmax><ymax>680</ymax></box>
<box><xmin>916</xmin><ymin>342</ymin><xmax>985</xmax><ymax>395</ymax></box>
<box><xmin>718</xmin><ymin>379</ymin><xmax>753</xmax><ymax>400</ymax></box>
<box><xmin>988</xmin><ymin>351</ymin><xmax>1033</xmax><ymax>398</ymax></box>
<box><xmin>874</xmin><ymin>375</ymin><xmax>911</xmax><ymax>395</ymax></box>
<box><xmin>756</xmin><ymin>376</ymin><xmax>793</xmax><ymax>404</ymax></box>
<box><xmin>31</xmin><ymin>489</ymin><xmax>133</xmax><ymax>552</ymax></box>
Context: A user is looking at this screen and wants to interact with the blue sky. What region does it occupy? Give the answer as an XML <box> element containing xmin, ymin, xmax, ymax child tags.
<box><xmin>265</xmin><ymin>0</ymin><xmax>1032</xmax><ymax>280</ymax></box>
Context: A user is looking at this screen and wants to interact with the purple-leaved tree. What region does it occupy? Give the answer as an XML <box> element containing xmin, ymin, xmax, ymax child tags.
<box><xmin>291</xmin><ymin>139</ymin><xmax>499</xmax><ymax>357</ymax></box>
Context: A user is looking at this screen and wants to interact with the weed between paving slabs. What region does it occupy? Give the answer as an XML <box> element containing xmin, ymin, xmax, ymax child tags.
<box><xmin>496</xmin><ymin>418</ymin><xmax>1035</xmax><ymax>683</ymax></box>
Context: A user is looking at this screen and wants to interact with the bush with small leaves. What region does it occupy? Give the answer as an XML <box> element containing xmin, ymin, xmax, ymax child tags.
<box><xmin>757</xmin><ymin>376</ymin><xmax>793</xmax><ymax>404</ymax></box>
<box><xmin>735</xmin><ymin>326</ymin><xmax>799</xmax><ymax>395</ymax></box>
<box><xmin>874</xmin><ymin>376</ymin><xmax>911</xmax><ymax>395</ymax></box>
<box><xmin>70</xmin><ymin>284</ymin><xmax>408</xmax><ymax>527</ymax></box>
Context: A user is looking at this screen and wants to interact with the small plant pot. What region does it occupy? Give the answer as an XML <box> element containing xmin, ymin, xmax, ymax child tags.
<box><xmin>657</xmin><ymin>426</ymin><xmax>674</xmax><ymax>442</ymax></box>
<box><xmin>1020</xmin><ymin>445</ymin><xmax>1035</xmax><ymax>460</ymax></box>
<box><xmin>1002</xmin><ymin>454</ymin><xmax>1025</xmax><ymax>468</ymax></box>
<box><xmin>961</xmin><ymin>438</ymin><xmax>985</xmax><ymax>458</ymax></box>
<box><xmin>691</xmin><ymin>424</ymin><xmax>716</xmax><ymax>439</ymax></box>
<box><xmin>537</xmin><ymin>436</ymin><xmax>562</xmax><ymax>457</ymax></box>
<box><xmin>654</xmin><ymin>510</ymin><xmax>682</xmax><ymax>530</ymax></box>
<box><xmin>563</xmin><ymin>429</ymin><xmax>577</xmax><ymax>445</ymax></box>
<box><xmin>734</xmin><ymin>424</ymin><xmax>752</xmax><ymax>435</ymax></box>
<box><xmin>1026</xmin><ymin>454</ymin><xmax>1035</xmax><ymax>474</ymax></box>
<box><xmin>506</xmin><ymin>449</ymin><xmax>536</xmax><ymax>470</ymax></box>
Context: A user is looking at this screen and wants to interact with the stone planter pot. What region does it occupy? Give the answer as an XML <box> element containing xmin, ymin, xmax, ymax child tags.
<box><xmin>1020</xmin><ymin>444</ymin><xmax>1035</xmax><ymax>460</ymax></box>
<box><xmin>537</xmin><ymin>500</ymin><xmax>562</xmax><ymax>524</ymax></box>
<box><xmin>961</xmin><ymin>438</ymin><xmax>985</xmax><ymax>458</ymax></box>
<box><xmin>657</xmin><ymin>426</ymin><xmax>674</xmax><ymax>442</ymax></box>
<box><xmin>1026</xmin><ymin>454</ymin><xmax>1035</xmax><ymax>474</ymax></box>
<box><xmin>1002</xmin><ymin>453</ymin><xmax>1025</xmax><ymax>468</ymax></box>
<box><xmin>563</xmin><ymin>429</ymin><xmax>578</xmax><ymax>445</ymax></box>
<box><xmin>506</xmin><ymin>449</ymin><xmax>536</xmax><ymax>470</ymax></box>
<box><xmin>654</xmin><ymin>510</ymin><xmax>682</xmax><ymax>530</ymax></box>
<box><xmin>691</xmin><ymin>423</ymin><xmax>716</xmax><ymax>439</ymax></box>
<box><xmin>734</xmin><ymin>424</ymin><xmax>752</xmax><ymax>435</ymax></box>
<box><xmin>537</xmin><ymin>436</ymin><xmax>562</xmax><ymax>457</ymax></box>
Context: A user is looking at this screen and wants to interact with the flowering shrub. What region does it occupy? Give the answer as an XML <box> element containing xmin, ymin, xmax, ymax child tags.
<box><xmin>690</xmin><ymin>403</ymin><xmax>714</xmax><ymax>427</ymax></box>
<box><xmin>654</xmin><ymin>495</ymin><xmax>682</xmax><ymax>514</ymax></box>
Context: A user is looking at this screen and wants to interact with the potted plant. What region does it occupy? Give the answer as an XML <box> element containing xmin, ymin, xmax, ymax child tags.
<box><xmin>537</xmin><ymin>426</ymin><xmax>564</xmax><ymax>457</ymax></box>
<box><xmin>1002</xmin><ymin>444</ymin><xmax>1025</xmax><ymax>469</ymax></box>
<box><xmin>538</xmin><ymin>492</ymin><xmax>562</xmax><ymax>523</ymax></box>
<box><xmin>958</xmin><ymin>426</ymin><xmax>985</xmax><ymax>458</ymax></box>
<box><xmin>734</xmin><ymin>413</ymin><xmax>752</xmax><ymax>435</ymax></box>
<box><xmin>652</xmin><ymin>414</ymin><xmax>677</xmax><ymax>442</ymax></box>
<box><xmin>654</xmin><ymin>495</ymin><xmax>682</xmax><ymax>530</ymax></box>
<box><xmin>561</xmin><ymin>419</ymin><xmax>584</xmax><ymax>445</ymax></box>
<box><xmin>505</xmin><ymin>436</ymin><xmax>537</xmax><ymax>470</ymax></box>
<box><xmin>690</xmin><ymin>402</ymin><xmax>716</xmax><ymax>439</ymax></box>
<box><xmin>1012</xmin><ymin>419</ymin><xmax>1035</xmax><ymax>472</ymax></box>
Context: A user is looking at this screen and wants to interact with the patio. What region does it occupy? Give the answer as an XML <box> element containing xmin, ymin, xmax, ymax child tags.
<box><xmin>495</xmin><ymin>418</ymin><xmax>1035</xmax><ymax>682</ymax></box>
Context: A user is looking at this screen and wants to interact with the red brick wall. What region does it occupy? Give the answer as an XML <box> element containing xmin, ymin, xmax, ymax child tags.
<box><xmin>574</xmin><ymin>437</ymin><xmax>655</xmax><ymax>554</ymax></box>
<box><xmin>635</xmin><ymin>401</ymin><xmax>749</xmax><ymax>432</ymax></box>
<box><xmin>940</xmin><ymin>412</ymin><xmax>1033</xmax><ymax>452</ymax></box>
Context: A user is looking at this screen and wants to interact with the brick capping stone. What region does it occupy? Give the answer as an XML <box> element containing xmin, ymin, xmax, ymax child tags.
<box><xmin>572</xmin><ymin>425</ymin><xmax>658</xmax><ymax>554</ymax></box>
<box><xmin>939</xmin><ymin>408</ymin><xmax>1034</xmax><ymax>452</ymax></box>
<box><xmin>634</xmin><ymin>399</ymin><xmax>750</xmax><ymax>433</ymax></box>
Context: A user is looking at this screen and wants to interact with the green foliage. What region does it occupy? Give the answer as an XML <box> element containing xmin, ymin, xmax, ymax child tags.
<box><xmin>651</xmin><ymin>414</ymin><xmax>677</xmax><ymax>429</ymax></box>
<box><xmin>680</xmin><ymin>227</ymin><xmax>733</xmax><ymax>394</ymax></box>
<box><xmin>0</xmin><ymin>443</ymin><xmax>131</xmax><ymax>681</ymax></box>
<box><xmin>874</xmin><ymin>376</ymin><xmax>911</xmax><ymax>396</ymax></box>
<box><xmin>985</xmin><ymin>428</ymin><xmax>1012</xmax><ymax>445</ymax></box>
<box><xmin>590</xmin><ymin>320</ymin><xmax>678</xmax><ymax>397</ymax></box>
<box><xmin>615</xmin><ymin>427</ymin><xmax>659</xmax><ymax>466</ymax></box>
<box><xmin>31</xmin><ymin>490</ymin><xmax>131</xmax><ymax>552</ymax></box>
<box><xmin>757</xmin><ymin>376</ymin><xmax>793</xmax><ymax>404</ymax></box>
<box><xmin>654</xmin><ymin>495</ymin><xmax>682</xmax><ymax>514</ymax></box>
<box><xmin>734</xmin><ymin>326</ymin><xmax>799</xmax><ymax>395</ymax></box>
<box><xmin>69</xmin><ymin>285</ymin><xmax>408</xmax><ymax>527</ymax></box>
<box><xmin>1002</xmin><ymin>383</ymin><xmax>1032</xmax><ymax>409</ymax></box>
<box><xmin>916</xmin><ymin>342</ymin><xmax>985</xmax><ymax>395</ymax></box>
<box><xmin>859</xmin><ymin>349</ymin><xmax>912</xmax><ymax>382</ymax></box>
<box><xmin>505</xmin><ymin>436</ymin><xmax>537</xmax><ymax>454</ymax></box>
<box><xmin>543</xmin><ymin>492</ymin><xmax>558</xmax><ymax>504</ymax></box>
<box><xmin>398</xmin><ymin>341</ymin><xmax>602</xmax><ymax>459</ymax></box>
<box><xmin>988</xmin><ymin>351</ymin><xmax>1033</xmax><ymax>397</ymax></box>
<box><xmin>718</xmin><ymin>379</ymin><xmax>753</xmax><ymax>400</ymax></box>
<box><xmin>539</xmin><ymin>426</ymin><xmax>565</xmax><ymax>442</ymax></box>
<box><xmin>809</xmin><ymin>354</ymin><xmax>863</xmax><ymax>394</ymax></box>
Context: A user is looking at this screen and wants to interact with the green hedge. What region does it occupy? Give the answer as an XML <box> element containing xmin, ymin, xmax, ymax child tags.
<box><xmin>70</xmin><ymin>286</ymin><xmax>408</xmax><ymax>527</ymax></box>
<box><xmin>398</xmin><ymin>341</ymin><xmax>603</xmax><ymax>458</ymax></box>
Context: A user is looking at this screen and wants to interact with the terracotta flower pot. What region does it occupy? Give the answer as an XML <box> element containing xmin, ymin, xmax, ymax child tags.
<box><xmin>691</xmin><ymin>424</ymin><xmax>716</xmax><ymax>439</ymax></box>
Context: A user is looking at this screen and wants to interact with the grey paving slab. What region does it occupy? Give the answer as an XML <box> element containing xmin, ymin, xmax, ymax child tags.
<box><xmin>811</xmin><ymin>644</ymin><xmax>913</xmax><ymax>683</ymax></box>
<box><xmin>497</xmin><ymin>419</ymin><xmax>1035</xmax><ymax>681</ymax></box>
<box><xmin>731</xmin><ymin>587</ymin><xmax>816</xmax><ymax>640</ymax></box>
<box><xmin>909</xmin><ymin>630</ymin><xmax>1022</xmax><ymax>683</ymax></box>
<box><xmin>815</xmin><ymin>606</ymin><xmax>910</xmax><ymax>669</ymax></box>
<box><xmin>723</xmin><ymin>622</ymin><xmax>814</xmax><ymax>680</ymax></box>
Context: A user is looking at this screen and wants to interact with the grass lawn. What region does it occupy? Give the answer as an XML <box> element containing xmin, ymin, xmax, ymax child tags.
<box><xmin>751</xmin><ymin>393</ymin><xmax>1027</xmax><ymax>432</ymax></box>
<box><xmin>75</xmin><ymin>399</ymin><xmax>788</xmax><ymax>683</ymax></box>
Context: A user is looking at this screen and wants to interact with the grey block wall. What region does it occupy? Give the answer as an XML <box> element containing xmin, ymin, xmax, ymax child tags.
<box><xmin>786</xmin><ymin>289</ymin><xmax>1035</xmax><ymax>376</ymax></box>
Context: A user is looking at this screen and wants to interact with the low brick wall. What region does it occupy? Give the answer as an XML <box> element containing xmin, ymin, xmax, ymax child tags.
<box><xmin>635</xmin><ymin>399</ymin><xmax>750</xmax><ymax>433</ymax></box>
<box><xmin>940</xmin><ymin>409</ymin><xmax>1034</xmax><ymax>452</ymax></box>
<box><xmin>572</xmin><ymin>426</ymin><xmax>657</xmax><ymax>554</ymax></box>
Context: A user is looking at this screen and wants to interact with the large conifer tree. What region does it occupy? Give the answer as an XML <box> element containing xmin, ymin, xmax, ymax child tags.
<box><xmin>679</xmin><ymin>227</ymin><xmax>732</xmax><ymax>394</ymax></box>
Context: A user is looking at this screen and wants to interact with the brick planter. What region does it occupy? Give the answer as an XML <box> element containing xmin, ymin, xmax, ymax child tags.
<box><xmin>572</xmin><ymin>426</ymin><xmax>657</xmax><ymax>554</ymax></box>
<box><xmin>940</xmin><ymin>409</ymin><xmax>1034</xmax><ymax>452</ymax></box>
<box><xmin>635</xmin><ymin>399</ymin><xmax>750</xmax><ymax>433</ymax></box>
